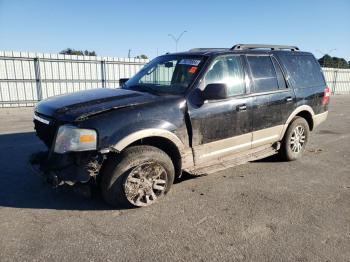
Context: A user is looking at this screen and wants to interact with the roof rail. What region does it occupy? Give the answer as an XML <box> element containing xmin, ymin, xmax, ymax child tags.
<box><xmin>231</xmin><ymin>44</ymin><xmax>299</xmax><ymax>51</ymax></box>
<box><xmin>189</xmin><ymin>48</ymin><xmax>229</xmax><ymax>52</ymax></box>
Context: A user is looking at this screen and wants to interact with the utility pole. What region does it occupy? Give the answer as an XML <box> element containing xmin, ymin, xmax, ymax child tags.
<box><xmin>128</xmin><ymin>49</ymin><xmax>131</xmax><ymax>58</ymax></box>
<box><xmin>168</xmin><ymin>31</ymin><xmax>187</xmax><ymax>52</ymax></box>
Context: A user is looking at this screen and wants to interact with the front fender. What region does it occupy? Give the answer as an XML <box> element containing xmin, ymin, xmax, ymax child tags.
<box><xmin>108</xmin><ymin>120</ymin><xmax>186</xmax><ymax>152</ymax></box>
<box><xmin>113</xmin><ymin>128</ymin><xmax>186</xmax><ymax>152</ymax></box>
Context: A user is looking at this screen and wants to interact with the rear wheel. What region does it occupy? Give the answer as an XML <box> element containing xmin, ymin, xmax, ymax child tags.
<box><xmin>280</xmin><ymin>117</ymin><xmax>310</xmax><ymax>161</ymax></box>
<box><xmin>100</xmin><ymin>145</ymin><xmax>175</xmax><ymax>208</ymax></box>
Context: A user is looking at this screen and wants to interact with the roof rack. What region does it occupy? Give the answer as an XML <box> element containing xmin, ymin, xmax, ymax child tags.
<box><xmin>231</xmin><ymin>44</ymin><xmax>299</xmax><ymax>51</ymax></box>
<box><xmin>189</xmin><ymin>48</ymin><xmax>229</xmax><ymax>52</ymax></box>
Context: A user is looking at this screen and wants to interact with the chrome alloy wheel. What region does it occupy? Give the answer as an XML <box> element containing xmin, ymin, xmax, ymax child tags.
<box><xmin>290</xmin><ymin>125</ymin><xmax>306</xmax><ymax>153</ymax></box>
<box><xmin>124</xmin><ymin>162</ymin><xmax>167</xmax><ymax>207</ymax></box>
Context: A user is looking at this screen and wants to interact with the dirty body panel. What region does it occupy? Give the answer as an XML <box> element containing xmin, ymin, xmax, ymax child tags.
<box><xmin>79</xmin><ymin>95</ymin><xmax>190</xmax><ymax>151</ymax></box>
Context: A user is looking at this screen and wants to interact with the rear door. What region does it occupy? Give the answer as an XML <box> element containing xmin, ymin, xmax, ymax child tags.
<box><xmin>246</xmin><ymin>55</ymin><xmax>295</xmax><ymax>148</ymax></box>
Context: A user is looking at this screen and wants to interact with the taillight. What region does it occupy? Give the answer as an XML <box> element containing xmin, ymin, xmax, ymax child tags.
<box><xmin>322</xmin><ymin>87</ymin><xmax>330</xmax><ymax>105</ymax></box>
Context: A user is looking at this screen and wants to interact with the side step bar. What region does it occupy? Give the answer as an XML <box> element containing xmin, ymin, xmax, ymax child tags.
<box><xmin>186</xmin><ymin>143</ymin><xmax>280</xmax><ymax>175</ymax></box>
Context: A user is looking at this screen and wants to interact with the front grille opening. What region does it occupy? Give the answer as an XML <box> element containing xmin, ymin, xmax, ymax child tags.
<box><xmin>34</xmin><ymin>119</ymin><xmax>57</xmax><ymax>148</ymax></box>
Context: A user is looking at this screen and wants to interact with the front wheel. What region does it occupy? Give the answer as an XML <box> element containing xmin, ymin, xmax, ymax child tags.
<box><xmin>100</xmin><ymin>145</ymin><xmax>175</xmax><ymax>208</ymax></box>
<box><xmin>280</xmin><ymin>117</ymin><xmax>310</xmax><ymax>161</ymax></box>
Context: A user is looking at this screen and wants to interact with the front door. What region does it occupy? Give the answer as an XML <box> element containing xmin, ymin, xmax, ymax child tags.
<box><xmin>188</xmin><ymin>55</ymin><xmax>253</xmax><ymax>165</ymax></box>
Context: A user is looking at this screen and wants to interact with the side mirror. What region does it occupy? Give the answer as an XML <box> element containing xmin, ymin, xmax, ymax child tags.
<box><xmin>119</xmin><ymin>78</ymin><xmax>129</xmax><ymax>86</ymax></box>
<box><xmin>164</xmin><ymin>61</ymin><xmax>174</xmax><ymax>68</ymax></box>
<box><xmin>202</xmin><ymin>83</ymin><xmax>228</xmax><ymax>100</ymax></box>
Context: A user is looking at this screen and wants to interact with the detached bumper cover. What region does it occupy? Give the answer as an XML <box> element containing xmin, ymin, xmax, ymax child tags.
<box><xmin>29</xmin><ymin>151</ymin><xmax>95</xmax><ymax>187</ymax></box>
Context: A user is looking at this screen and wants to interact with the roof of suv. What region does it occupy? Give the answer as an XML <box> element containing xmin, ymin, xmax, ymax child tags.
<box><xmin>170</xmin><ymin>44</ymin><xmax>312</xmax><ymax>57</ymax></box>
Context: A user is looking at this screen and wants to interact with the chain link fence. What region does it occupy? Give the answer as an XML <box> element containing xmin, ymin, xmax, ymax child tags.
<box><xmin>1</xmin><ymin>51</ymin><xmax>349</xmax><ymax>107</ymax></box>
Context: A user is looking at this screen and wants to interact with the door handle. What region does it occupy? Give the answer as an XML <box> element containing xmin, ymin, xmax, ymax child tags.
<box><xmin>237</xmin><ymin>104</ymin><xmax>247</xmax><ymax>111</ymax></box>
<box><xmin>285</xmin><ymin>97</ymin><xmax>293</xmax><ymax>102</ymax></box>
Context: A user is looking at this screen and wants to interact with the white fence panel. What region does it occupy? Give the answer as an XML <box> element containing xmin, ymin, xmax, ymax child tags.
<box><xmin>0</xmin><ymin>51</ymin><xmax>148</xmax><ymax>107</ymax></box>
<box><xmin>322</xmin><ymin>67</ymin><xmax>350</xmax><ymax>94</ymax></box>
<box><xmin>1</xmin><ymin>50</ymin><xmax>350</xmax><ymax>107</ymax></box>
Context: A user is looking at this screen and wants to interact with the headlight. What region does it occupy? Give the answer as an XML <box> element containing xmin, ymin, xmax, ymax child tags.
<box><xmin>54</xmin><ymin>125</ymin><xmax>97</xmax><ymax>154</ymax></box>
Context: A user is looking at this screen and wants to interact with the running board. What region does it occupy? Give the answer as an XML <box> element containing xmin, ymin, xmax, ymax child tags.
<box><xmin>186</xmin><ymin>143</ymin><xmax>280</xmax><ymax>175</ymax></box>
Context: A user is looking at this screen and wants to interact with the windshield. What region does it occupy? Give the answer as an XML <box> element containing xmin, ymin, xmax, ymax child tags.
<box><xmin>124</xmin><ymin>55</ymin><xmax>205</xmax><ymax>95</ymax></box>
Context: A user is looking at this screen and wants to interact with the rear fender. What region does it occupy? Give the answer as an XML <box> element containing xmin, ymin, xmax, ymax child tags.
<box><xmin>279</xmin><ymin>105</ymin><xmax>315</xmax><ymax>140</ymax></box>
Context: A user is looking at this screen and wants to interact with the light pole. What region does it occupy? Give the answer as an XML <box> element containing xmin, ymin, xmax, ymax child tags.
<box><xmin>168</xmin><ymin>31</ymin><xmax>187</xmax><ymax>52</ymax></box>
<box><xmin>316</xmin><ymin>49</ymin><xmax>337</xmax><ymax>67</ymax></box>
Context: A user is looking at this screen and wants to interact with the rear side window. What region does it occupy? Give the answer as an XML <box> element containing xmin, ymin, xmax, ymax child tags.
<box><xmin>279</xmin><ymin>54</ymin><xmax>325</xmax><ymax>88</ymax></box>
<box><xmin>247</xmin><ymin>56</ymin><xmax>279</xmax><ymax>93</ymax></box>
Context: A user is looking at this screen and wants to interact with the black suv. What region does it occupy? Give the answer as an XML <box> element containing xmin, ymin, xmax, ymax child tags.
<box><xmin>31</xmin><ymin>44</ymin><xmax>329</xmax><ymax>207</ymax></box>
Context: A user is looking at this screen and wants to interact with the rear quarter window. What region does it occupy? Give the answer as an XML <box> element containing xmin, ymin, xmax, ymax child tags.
<box><xmin>279</xmin><ymin>54</ymin><xmax>325</xmax><ymax>88</ymax></box>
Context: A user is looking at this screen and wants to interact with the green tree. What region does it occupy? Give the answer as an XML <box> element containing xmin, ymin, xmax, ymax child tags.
<box><xmin>134</xmin><ymin>54</ymin><xmax>148</xmax><ymax>59</ymax></box>
<box><xmin>60</xmin><ymin>48</ymin><xmax>97</xmax><ymax>56</ymax></box>
<box><xmin>318</xmin><ymin>55</ymin><xmax>349</xmax><ymax>68</ymax></box>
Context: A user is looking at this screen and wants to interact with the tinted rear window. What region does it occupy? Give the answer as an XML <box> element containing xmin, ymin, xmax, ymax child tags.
<box><xmin>279</xmin><ymin>54</ymin><xmax>325</xmax><ymax>88</ymax></box>
<box><xmin>247</xmin><ymin>56</ymin><xmax>279</xmax><ymax>92</ymax></box>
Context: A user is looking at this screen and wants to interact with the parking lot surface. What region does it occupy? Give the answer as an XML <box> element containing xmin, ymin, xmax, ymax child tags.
<box><xmin>0</xmin><ymin>96</ymin><xmax>349</xmax><ymax>262</ymax></box>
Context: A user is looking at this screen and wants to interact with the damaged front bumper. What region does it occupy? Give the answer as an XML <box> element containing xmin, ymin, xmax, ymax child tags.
<box><xmin>29</xmin><ymin>151</ymin><xmax>104</xmax><ymax>187</ymax></box>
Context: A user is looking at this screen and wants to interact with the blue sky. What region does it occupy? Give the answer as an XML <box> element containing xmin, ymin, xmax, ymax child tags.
<box><xmin>0</xmin><ymin>0</ymin><xmax>349</xmax><ymax>60</ymax></box>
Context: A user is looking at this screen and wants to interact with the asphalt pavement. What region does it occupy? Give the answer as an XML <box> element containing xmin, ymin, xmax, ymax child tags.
<box><xmin>0</xmin><ymin>96</ymin><xmax>349</xmax><ymax>262</ymax></box>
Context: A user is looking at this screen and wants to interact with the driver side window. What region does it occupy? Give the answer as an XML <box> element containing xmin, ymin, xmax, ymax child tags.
<box><xmin>204</xmin><ymin>56</ymin><xmax>246</xmax><ymax>97</ymax></box>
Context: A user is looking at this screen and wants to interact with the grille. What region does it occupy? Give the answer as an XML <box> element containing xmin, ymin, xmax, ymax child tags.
<box><xmin>34</xmin><ymin>118</ymin><xmax>57</xmax><ymax>148</ymax></box>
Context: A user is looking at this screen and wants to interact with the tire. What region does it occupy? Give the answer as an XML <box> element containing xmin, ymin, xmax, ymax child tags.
<box><xmin>100</xmin><ymin>145</ymin><xmax>175</xmax><ymax>208</ymax></box>
<box><xmin>280</xmin><ymin>117</ymin><xmax>310</xmax><ymax>161</ymax></box>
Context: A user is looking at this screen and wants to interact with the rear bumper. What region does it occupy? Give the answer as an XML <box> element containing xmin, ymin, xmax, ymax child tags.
<box><xmin>29</xmin><ymin>151</ymin><xmax>99</xmax><ymax>187</ymax></box>
<box><xmin>313</xmin><ymin>111</ymin><xmax>328</xmax><ymax>129</ymax></box>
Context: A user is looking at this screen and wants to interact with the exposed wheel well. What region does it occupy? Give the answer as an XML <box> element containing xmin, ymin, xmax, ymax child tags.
<box><xmin>295</xmin><ymin>110</ymin><xmax>314</xmax><ymax>131</ymax></box>
<box><xmin>127</xmin><ymin>136</ymin><xmax>182</xmax><ymax>179</ymax></box>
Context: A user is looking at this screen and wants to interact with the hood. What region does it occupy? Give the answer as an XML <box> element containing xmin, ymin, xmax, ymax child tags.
<box><xmin>35</xmin><ymin>88</ymin><xmax>163</xmax><ymax>122</ymax></box>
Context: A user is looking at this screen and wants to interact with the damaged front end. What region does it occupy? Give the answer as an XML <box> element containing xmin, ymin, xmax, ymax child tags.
<box><xmin>31</xmin><ymin>113</ymin><xmax>106</xmax><ymax>187</ymax></box>
<box><xmin>30</xmin><ymin>151</ymin><xmax>105</xmax><ymax>187</ymax></box>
